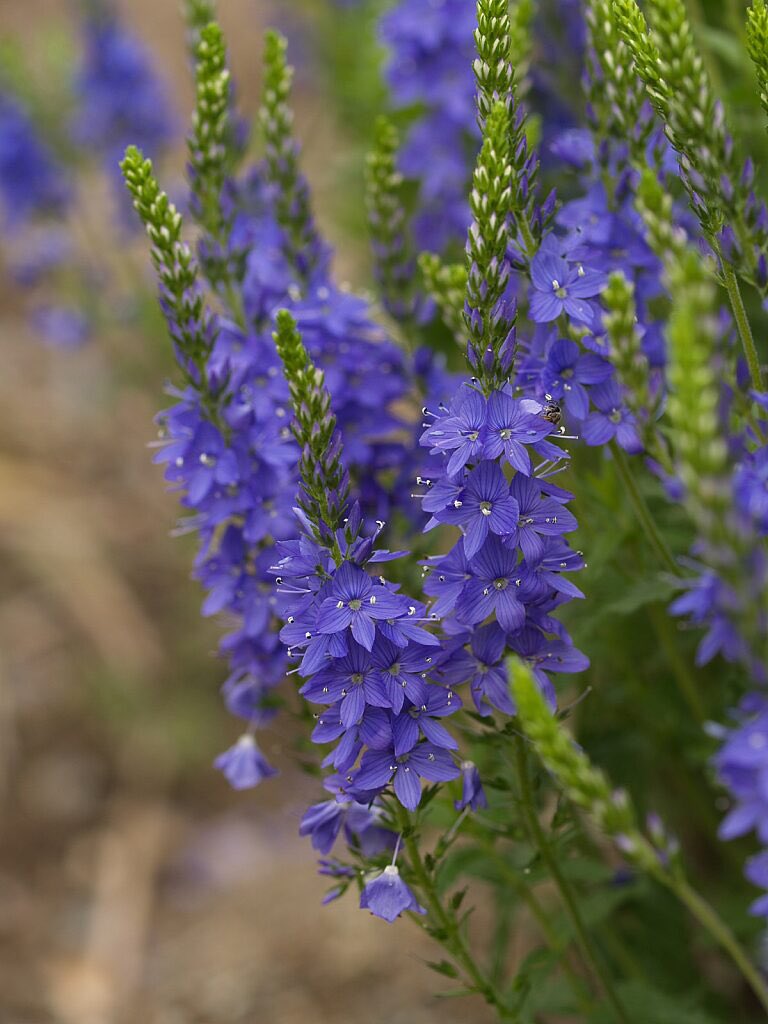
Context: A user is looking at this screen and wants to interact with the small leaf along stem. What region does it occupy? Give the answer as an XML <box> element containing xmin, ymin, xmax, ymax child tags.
<box><xmin>396</xmin><ymin>805</ymin><xmax>518</xmax><ymax>1021</ymax></box>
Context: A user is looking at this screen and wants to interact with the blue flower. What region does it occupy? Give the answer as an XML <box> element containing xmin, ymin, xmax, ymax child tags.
<box><xmin>438</xmin><ymin>623</ymin><xmax>515</xmax><ymax>717</ymax></box>
<box><xmin>581</xmin><ymin>379</ymin><xmax>643</xmax><ymax>452</ymax></box>
<box><xmin>316</xmin><ymin>561</ymin><xmax>411</xmax><ymax>651</ymax></box>
<box><xmin>354</xmin><ymin>742</ymin><xmax>460</xmax><ymax>810</ymax></box>
<box><xmin>360</xmin><ymin>865</ymin><xmax>426</xmax><ymax>922</ymax></box>
<box><xmin>528</xmin><ymin>249</ymin><xmax>606</xmax><ymax>329</ymax></box>
<box><xmin>0</xmin><ymin>92</ymin><xmax>69</xmax><ymax>225</ymax></box>
<box><xmin>455</xmin><ymin>536</ymin><xmax>526</xmax><ymax>633</ymax></box>
<box><xmin>435</xmin><ymin>460</ymin><xmax>520</xmax><ymax>558</ymax></box>
<box><xmin>509</xmin><ymin>475</ymin><xmax>579</xmax><ymax>563</ymax></box>
<box><xmin>481</xmin><ymin>391</ymin><xmax>555</xmax><ymax>474</ymax></box>
<box><xmin>421</xmin><ymin>386</ymin><xmax>486</xmax><ymax>475</ymax></box>
<box><xmin>213</xmin><ymin>734</ymin><xmax>278</xmax><ymax>789</ymax></box>
<box><xmin>455</xmin><ymin>760</ymin><xmax>488</xmax><ymax>812</ymax></box>
<box><xmin>540</xmin><ymin>338</ymin><xmax>613</xmax><ymax>419</ymax></box>
<box><xmin>391</xmin><ymin>686</ymin><xmax>462</xmax><ymax>755</ymax></box>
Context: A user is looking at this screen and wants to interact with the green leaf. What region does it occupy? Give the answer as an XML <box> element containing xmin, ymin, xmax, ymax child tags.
<box><xmin>426</xmin><ymin>959</ymin><xmax>460</xmax><ymax>979</ymax></box>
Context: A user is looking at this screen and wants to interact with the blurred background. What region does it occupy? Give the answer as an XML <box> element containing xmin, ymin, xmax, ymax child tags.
<box><xmin>0</xmin><ymin>2</ymin><xmax>491</xmax><ymax>1021</ymax></box>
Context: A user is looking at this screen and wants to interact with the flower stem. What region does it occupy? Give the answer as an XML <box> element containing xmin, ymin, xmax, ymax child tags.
<box><xmin>661</xmin><ymin>874</ymin><xmax>768</xmax><ymax>1015</ymax></box>
<box><xmin>512</xmin><ymin>737</ymin><xmax>633</xmax><ymax>1024</ymax></box>
<box><xmin>483</xmin><ymin>845</ymin><xmax>595</xmax><ymax>1014</ymax></box>
<box><xmin>721</xmin><ymin>261</ymin><xmax>764</xmax><ymax>391</ymax></box>
<box><xmin>609</xmin><ymin>440</ymin><xmax>682</xmax><ymax>578</ymax></box>
<box><xmin>397</xmin><ymin>807</ymin><xmax>516</xmax><ymax>1020</ymax></box>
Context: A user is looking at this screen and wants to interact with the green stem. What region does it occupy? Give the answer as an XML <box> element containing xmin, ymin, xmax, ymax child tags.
<box><xmin>512</xmin><ymin>738</ymin><xmax>633</xmax><ymax>1024</ymax></box>
<box><xmin>609</xmin><ymin>441</ymin><xmax>682</xmax><ymax>578</ymax></box>
<box><xmin>662</xmin><ymin>874</ymin><xmax>768</xmax><ymax>1016</ymax></box>
<box><xmin>646</xmin><ymin>604</ymin><xmax>706</xmax><ymax>724</ymax></box>
<box><xmin>397</xmin><ymin>808</ymin><xmax>516</xmax><ymax>1021</ymax></box>
<box><xmin>483</xmin><ymin>847</ymin><xmax>595</xmax><ymax>1015</ymax></box>
<box><xmin>721</xmin><ymin>261</ymin><xmax>764</xmax><ymax>391</ymax></box>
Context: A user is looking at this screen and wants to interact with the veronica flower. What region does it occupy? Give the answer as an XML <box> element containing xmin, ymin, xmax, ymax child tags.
<box><xmin>581</xmin><ymin>379</ymin><xmax>643</xmax><ymax>452</ymax></box>
<box><xmin>455</xmin><ymin>536</ymin><xmax>526</xmax><ymax>634</ymax></box>
<box><xmin>0</xmin><ymin>92</ymin><xmax>69</xmax><ymax>225</ymax></box>
<box><xmin>316</xmin><ymin>561</ymin><xmax>412</xmax><ymax>651</ymax></box>
<box><xmin>509</xmin><ymin>474</ymin><xmax>579</xmax><ymax>564</ymax></box>
<box><xmin>360</xmin><ymin>865</ymin><xmax>426</xmax><ymax>923</ymax></box>
<box><xmin>213</xmin><ymin>733</ymin><xmax>278</xmax><ymax>789</ymax></box>
<box><xmin>353</xmin><ymin>742</ymin><xmax>460</xmax><ymax>810</ymax></box>
<box><xmin>539</xmin><ymin>337</ymin><xmax>613</xmax><ymax>419</ymax></box>
<box><xmin>481</xmin><ymin>390</ymin><xmax>557</xmax><ymax>474</ymax></box>
<box><xmin>455</xmin><ymin>760</ymin><xmax>488</xmax><ymax>812</ymax></box>
<box><xmin>528</xmin><ymin>249</ymin><xmax>606</xmax><ymax>329</ymax></box>
<box><xmin>437</xmin><ymin>623</ymin><xmax>515</xmax><ymax>717</ymax></box>
<box><xmin>434</xmin><ymin>460</ymin><xmax>520</xmax><ymax>558</ymax></box>
<box><xmin>421</xmin><ymin>387</ymin><xmax>486</xmax><ymax>475</ymax></box>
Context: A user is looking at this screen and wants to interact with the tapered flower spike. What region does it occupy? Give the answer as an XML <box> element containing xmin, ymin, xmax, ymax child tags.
<box><xmin>603</xmin><ymin>272</ymin><xmax>653</xmax><ymax>431</ymax></box>
<box><xmin>272</xmin><ymin>309</ymin><xmax>350</xmax><ymax>546</ymax></box>
<box><xmin>259</xmin><ymin>31</ymin><xmax>327</xmax><ymax>282</ymax></box>
<box><xmin>188</xmin><ymin>23</ymin><xmax>231</xmax><ymax>236</ymax></box>
<box><xmin>121</xmin><ymin>146</ymin><xmax>216</xmax><ymax>394</ymax></box>
<box><xmin>509</xmin><ymin>657</ymin><xmax>667</xmax><ymax>876</ymax></box>
<box><xmin>747</xmin><ymin>0</ymin><xmax>768</xmax><ymax>131</ymax></box>
<box><xmin>365</xmin><ymin>117</ymin><xmax>414</xmax><ymax>324</ymax></box>
<box><xmin>583</xmin><ymin>0</ymin><xmax>652</xmax><ymax>182</ymax></box>
<box><xmin>474</xmin><ymin>0</ymin><xmax>540</xmax><ymax>257</ymax></box>
<box><xmin>464</xmin><ymin>100</ymin><xmax>515</xmax><ymax>391</ymax></box>
<box><xmin>418</xmin><ymin>254</ymin><xmax>467</xmax><ymax>344</ymax></box>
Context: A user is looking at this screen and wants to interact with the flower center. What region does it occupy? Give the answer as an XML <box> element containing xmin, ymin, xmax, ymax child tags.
<box><xmin>493</xmin><ymin>577</ymin><xmax>508</xmax><ymax>590</ymax></box>
<box><xmin>480</xmin><ymin>501</ymin><xmax>493</xmax><ymax>517</ymax></box>
<box><xmin>351</xmin><ymin>673</ymin><xmax>364</xmax><ymax>685</ymax></box>
<box><xmin>467</xmin><ymin>430</ymin><xmax>479</xmax><ymax>441</ymax></box>
<box><xmin>609</xmin><ymin>408</ymin><xmax>622</xmax><ymax>424</ymax></box>
<box><xmin>349</xmin><ymin>598</ymin><xmax>363</xmax><ymax>611</ymax></box>
<box><xmin>387</xmin><ymin>663</ymin><xmax>401</xmax><ymax>676</ymax></box>
<box><xmin>500</xmin><ymin>428</ymin><xmax>512</xmax><ymax>440</ymax></box>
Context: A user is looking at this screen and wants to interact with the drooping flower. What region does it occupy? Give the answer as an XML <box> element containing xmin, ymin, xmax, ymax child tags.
<box><xmin>213</xmin><ymin>733</ymin><xmax>278</xmax><ymax>789</ymax></box>
<box><xmin>360</xmin><ymin>864</ymin><xmax>426</xmax><ymax>922</ymax></box>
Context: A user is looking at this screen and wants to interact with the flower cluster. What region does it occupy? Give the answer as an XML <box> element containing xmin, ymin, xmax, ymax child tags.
<box><xmin>419</xmin><ymin>385</ymin><xmax>588</xmax><ymax>716</ymax></box>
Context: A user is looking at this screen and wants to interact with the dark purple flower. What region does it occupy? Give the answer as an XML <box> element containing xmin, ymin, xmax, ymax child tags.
<box><xmin>360</xmin><ymin>865</ymin><xmax>426</xmax><ymax>922</ymax></box>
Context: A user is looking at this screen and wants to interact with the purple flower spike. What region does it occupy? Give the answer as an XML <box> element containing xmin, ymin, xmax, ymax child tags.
<box><xmin>360</xmin><ymin>865</ymin><xmax>426</xmax><ymax>922</ymax></box>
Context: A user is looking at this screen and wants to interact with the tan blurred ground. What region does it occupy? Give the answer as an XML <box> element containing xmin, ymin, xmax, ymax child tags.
<box><xmin>0</xmin><ymin>2</ymin><xmax>496</xmax><ymax>1022</ymax></box>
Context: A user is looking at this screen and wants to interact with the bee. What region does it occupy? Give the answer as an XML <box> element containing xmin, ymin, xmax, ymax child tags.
<box><xmin>541</xmin><ymin>399</ymin><xmax>563</xmax><ymax>427</ymax></box>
